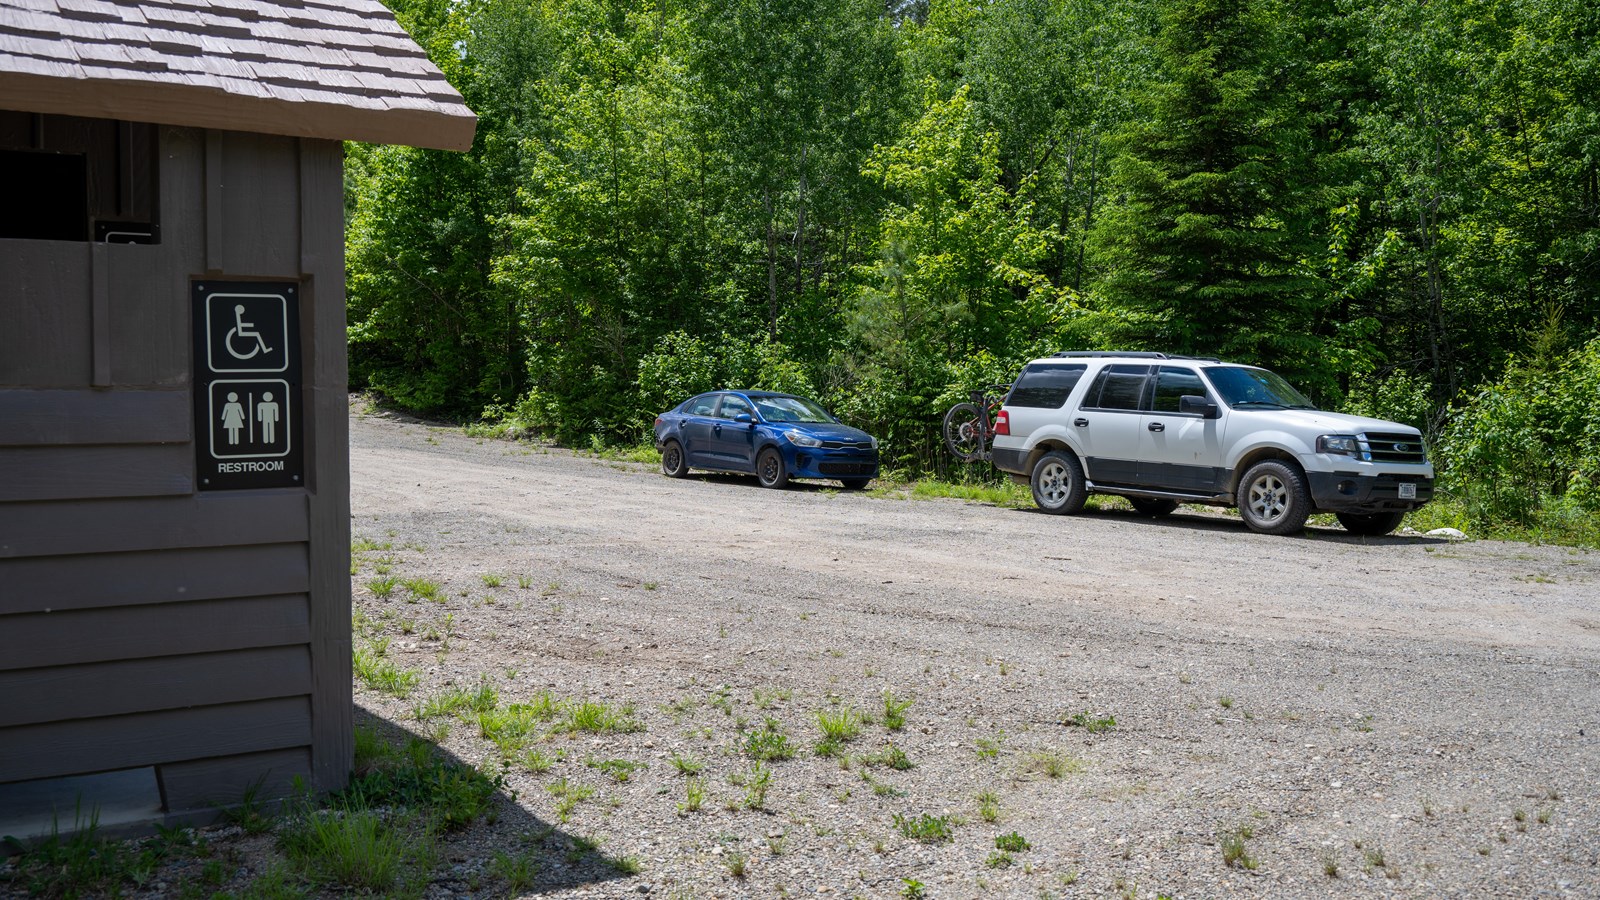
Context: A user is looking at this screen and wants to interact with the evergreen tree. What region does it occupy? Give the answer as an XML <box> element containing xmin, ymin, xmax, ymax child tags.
<box><xmin>1089</xmin><ymin>0</ymin><xmax>1324</xmax><ymax>382</ymax></box>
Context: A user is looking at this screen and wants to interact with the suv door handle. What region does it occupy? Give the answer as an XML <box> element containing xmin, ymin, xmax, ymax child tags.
<box><xmin>1073</xmin><ymin>418</ymin><xmax>1088</xmax><ymax>427</ymax></box>
<box><xmin>1147</xmin><ymin>422</ymin><xmax>1165</xmax><ymax>432</ymax></box>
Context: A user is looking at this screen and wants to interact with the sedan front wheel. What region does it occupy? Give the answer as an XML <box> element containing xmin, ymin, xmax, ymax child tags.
<box><xmin>756</xmin><ymin>448</ymin><xmax>789</xmax><ymax>489</ymax></box>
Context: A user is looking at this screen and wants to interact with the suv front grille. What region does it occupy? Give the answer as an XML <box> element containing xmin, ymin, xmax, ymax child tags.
<box><xmin>820</xmin><ymin>440</ymin><xmax>873</xmax><ymax>450</ymax></box>
<box><xmin>1362</xmin><ymin>432</ymin><xmax>1427</xmax><ymax>464</ymax></box>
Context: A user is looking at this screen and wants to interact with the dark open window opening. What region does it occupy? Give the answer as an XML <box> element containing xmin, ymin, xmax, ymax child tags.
<box><xmin>0</xmin><ymin>111</ymin><xmax>160</xmax><ymax>244</ymax></box>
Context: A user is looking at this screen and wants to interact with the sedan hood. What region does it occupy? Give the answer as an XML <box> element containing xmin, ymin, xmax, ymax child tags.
<box><xmin>783</xmin><ymin>422</ymin><xmax>876</xmax><ymax>443</ymax></box>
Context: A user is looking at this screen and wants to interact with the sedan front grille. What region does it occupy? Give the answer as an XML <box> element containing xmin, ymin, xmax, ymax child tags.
<box><xmin>1362</xmin><ymin>432</ymin><xmax>1427</xmax><ymax>464</ymax></box>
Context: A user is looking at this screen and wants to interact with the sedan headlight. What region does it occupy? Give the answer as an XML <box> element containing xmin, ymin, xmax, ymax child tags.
<box><xmin>786</xmin><ymin>431</ymin><xmax>823</xmax><ymax>448</ymax></box>
<box><xmin>1316</xmin><ymin>434</ymin><xmax>1365</xmax><ymax>458</ymax></box>
<box><xmin>869</xmin><ymin>436</ymin><xmax>879</xmax><ymax>450</ymax></box>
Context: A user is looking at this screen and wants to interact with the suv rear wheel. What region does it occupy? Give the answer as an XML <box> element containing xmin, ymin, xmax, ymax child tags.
<box><xmin>1031</xmin><ymin>450</ymin><xmax>1087</xmax><ymax>515</ymax></box>
<box><xmin>1238</xmin><ymin>460</ymin><xmax>1310</xmax><ymax>535</ymax></box>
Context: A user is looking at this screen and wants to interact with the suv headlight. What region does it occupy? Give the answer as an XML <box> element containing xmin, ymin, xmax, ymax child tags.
<box><xmin>786</xmin><ymin>431</ymin><xmax>823</xmax><ymax>448</ymax></box>
<box><xmin>869</xmin><ymin>436</ymin><xmax>879</xmax><ymax>450</ymax></box>
<box><xmin>1316</xmin><ymin>434</ymin><xmax>1366</xmax><ymax>459</ymax></box>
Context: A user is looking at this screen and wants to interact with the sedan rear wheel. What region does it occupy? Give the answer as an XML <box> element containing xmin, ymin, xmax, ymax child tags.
<box><xmin>660</xmin><ymin>440</ymin><xmax>689</xmax><ymax>478</ymax></box>
<box><xmin>756</xmin><ymin>448</ymin><xmax>789</xmax><ymax>489</ymax></box>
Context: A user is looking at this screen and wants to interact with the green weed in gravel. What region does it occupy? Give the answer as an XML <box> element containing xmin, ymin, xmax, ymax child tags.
<box><xmin>881</xmin><ymin>690</ymin><xmax>914</xmax><ymax>730</ymax></box>
<box><xmin>1022</xmin><ymin>749</ymin><xmax>1084</xmax><ymax>779</ymax></box>
<box><xmin>894</xmin><ymin>813</ymin><xmax>955</xmax><ymax>843</ymax></box>
<box><xmin>860</xmin><ymin>744</ymin><xmax>914</xmax><ymax>771</ymax></box>
<box><xmin>1221</xmin><ymin>826</ymin><xmax>1259</xmax><ymax>870</ymax></box>
<box><xmin>1062</xmin><ymin>710</ymin><xmax>1117</xmax><ymax>734</ymax></box>
<box><xmin>679</xmin><ymin>777</ymin><xmax>707</xmax><ymax>814</ymax></box>
<box><xmin>558</xmin><ymin>699</ymin><xmax>643</xmax><ymax>734</ymax></box>
<box><xmin>354</xmin><ymin>639</ymin><xmax>419</xmax><ymax>698</ymax></box>
<box><xmin>278</xmin><ymin>808</ymin><xmax>433</xmax><ymax>894</ymax></box>
<box><xmin>994</xmin><ymin>831</ymin><xmax>1031</xmax><ymax>852</ymax></box>
<box><xmin>743</xmin><ymin>717</ymin><xmax>796</xmax><ymax>761</ymax></box>
<box><xmin>491</xmin><ymin>850</ymin><xmax>538</xmax><ymax>892</ymax></box>
<box><xmin>401</xmin><ymin>578</ymin><xmax>444</xmax><ymax>603</ymax></box>
<box><xmin>976</xmin><ymin>790</ymin><xmax>1001</xmax><ymax>822</ymax></box>
<box><xmin>0</xmin><ymin>810</ymin><xmax>193</xmax><ymax>899</ymax></box>
<box><xmin>814</xmin><ymin>706</ymin><xmax>863</xmax><ymax>757</ymax></box>
<box><xmin>587</xmin><ymin>758</ymin><xmax>646</xmax><ymax>783</ymax></box>
<box><xmin>547</xmin><ymin>779</ymin><xmax>595</xmax><ymax>823</ymax></box>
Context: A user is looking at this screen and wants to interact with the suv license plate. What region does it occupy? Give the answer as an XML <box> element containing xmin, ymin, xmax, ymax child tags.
<box><xmin>1398</xmin><ymin>483</ymin><xmax>1417</xmax><ymax>500</ymax></box>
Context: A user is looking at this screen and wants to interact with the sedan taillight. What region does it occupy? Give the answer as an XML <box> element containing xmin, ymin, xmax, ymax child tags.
<box><xmin>994</xmin><ymin>409</ymin><xmax>1010</xmax><ymax>436</ymax></box>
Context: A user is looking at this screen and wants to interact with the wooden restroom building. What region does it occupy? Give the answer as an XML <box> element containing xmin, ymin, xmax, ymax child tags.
<box><xmin>0</xmin><ymin>0</ymin><xmax>475</xmax><ymax>839</ymax></box>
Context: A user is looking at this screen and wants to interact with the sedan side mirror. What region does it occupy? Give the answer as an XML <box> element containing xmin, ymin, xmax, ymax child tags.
<box><xmin>734</xmin><ymin>413</ymin><xmax>754</xmax><ymax>424</ymax></box>
<box><xmin>1179</xmin><ymin>395</ymin><xmax>1220</xmax><ymax>419</ymax></box>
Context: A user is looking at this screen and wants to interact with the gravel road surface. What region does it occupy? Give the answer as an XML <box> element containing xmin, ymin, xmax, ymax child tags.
<box><xmin>343</xmin><ymin>405</ymin><xmax>1600</xmax><ymax>899</ymax></box>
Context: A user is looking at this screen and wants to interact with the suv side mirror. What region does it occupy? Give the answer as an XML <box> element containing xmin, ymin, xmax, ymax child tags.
<box><xmin>1179</xmin><ymin>395</ymin><xmax>1220</xmax><ymax>419</ymax></box>
<box><xmin>734</xmin><ymin>413</ymin><xmax>754</xmax><ymax>424</ymax></box>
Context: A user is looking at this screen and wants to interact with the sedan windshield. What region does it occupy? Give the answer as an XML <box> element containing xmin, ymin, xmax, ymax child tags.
<box><xmin>753</xmin><ymin>395</ymin><xmax>836</xmax><ymax>424</ymax></box>
<box><xmin>1204</xmin><ymin>366</ymin><xmax>1316</xmax><ymax>410</ymax></box>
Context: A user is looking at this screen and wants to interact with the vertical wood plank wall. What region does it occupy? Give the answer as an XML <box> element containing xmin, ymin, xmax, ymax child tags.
<box><xmin>0</xmin><ymin>123</ymin><xmax>352</xmax><ymax>821</ymax></box>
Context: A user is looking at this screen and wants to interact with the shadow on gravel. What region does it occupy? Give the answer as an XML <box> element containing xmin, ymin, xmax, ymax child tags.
<box><xmin>354</xmin><ymin>705</ymin><xmax>629</xmax><ymax>897</ymax></box>
<box><xmin>681</xmin><ymin>472</ymin><xmax>857</xmax><ymax>493</ymax></box>
<box><xmin>1007</xmin><ymin>505</ymin><xmax>1443</xmax><ymax>545</ymax></box>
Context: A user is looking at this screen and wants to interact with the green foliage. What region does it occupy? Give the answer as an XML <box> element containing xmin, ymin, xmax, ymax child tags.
<box><xmin>348</xmin><ymin>0</ymin><xmax>1600</xmax><ymax>525</ymax></box>
<box><xmin>1439</xmin><ymin>338</ymin><xmax>1600</xmax><ymax>533</ymax></box>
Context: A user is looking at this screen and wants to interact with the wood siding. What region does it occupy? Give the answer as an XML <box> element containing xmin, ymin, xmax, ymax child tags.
<box><xmin>0</xmin><ymin>120</ymin><xmax>351</xmax><ymax>823</ymax></box>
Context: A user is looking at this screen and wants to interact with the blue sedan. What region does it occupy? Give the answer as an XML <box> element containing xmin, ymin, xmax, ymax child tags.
<box><xmin>653</xmin><ymin>391</ymin><xmax>880</xmax><ymax>489</ymax></box>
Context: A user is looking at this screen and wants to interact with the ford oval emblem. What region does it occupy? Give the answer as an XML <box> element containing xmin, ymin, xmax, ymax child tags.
<box><xmin>1393</xmin><ymin>443</ymin><xmax>1408</xmax><ymax>452</ymax></box>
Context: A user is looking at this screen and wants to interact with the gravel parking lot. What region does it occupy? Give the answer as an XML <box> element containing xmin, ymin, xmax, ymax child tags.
<box><xmin>344</xmin><ymin>404</ymin><xmax>1599</xmax><ymax>899</ymax></box>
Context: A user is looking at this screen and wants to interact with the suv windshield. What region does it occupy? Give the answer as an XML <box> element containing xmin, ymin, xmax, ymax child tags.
<box><xmin>1204</xmin><ymin>366</ymin><xmax>1316</xmax><ymax>409</ymax></box>
<box><xmin>754</xmin><ymin>395</ymin><xmax>836</xmax><ymax>424</ymax></box>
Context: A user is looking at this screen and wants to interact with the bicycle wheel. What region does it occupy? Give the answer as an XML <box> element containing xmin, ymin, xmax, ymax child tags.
<box><xmin>942</xmin><ymin>402</ymin><xmax>987</xmax><ymax>462</ymax></box>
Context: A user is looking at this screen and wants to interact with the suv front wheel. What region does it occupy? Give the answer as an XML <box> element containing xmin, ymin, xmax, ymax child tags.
<box><xmin>1238</xmin><ymin>460</ymin><xmax>1310</xmax><ymax>535</ymax></box>
<box><xmin>1031</xmin><ymin>450</ymin><xmax>1087</xmax><ymax>515</ymax></box>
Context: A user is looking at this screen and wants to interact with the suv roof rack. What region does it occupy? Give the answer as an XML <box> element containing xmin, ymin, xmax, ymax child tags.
<box><xmin>1049</xmin><ymin>351</ymin><xmax>1222</xmax><ymax>363</ymax></box>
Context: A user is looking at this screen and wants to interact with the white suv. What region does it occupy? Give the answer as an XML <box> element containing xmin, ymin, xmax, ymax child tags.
<box><xmin>989</xmin><ymin>352</ymin><xmax>1434</xmax><ymax>535</ymax></box>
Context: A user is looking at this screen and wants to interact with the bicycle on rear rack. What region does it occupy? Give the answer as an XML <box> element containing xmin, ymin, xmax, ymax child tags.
<box><xmin>942</xmin><ymin>384</ymin><xmax>1011</xmax><ymax>462</ymax></box>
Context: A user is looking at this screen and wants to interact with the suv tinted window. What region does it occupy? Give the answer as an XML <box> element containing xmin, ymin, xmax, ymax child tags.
<box><xmin>1007</xmin><ymin>364</ymin><xmax>1087</xmax><ymax>408</ymax></box>
<box><xmin>1085</xmin><ymin>364</ymin><xmax>1151</xmax><ymax>411</ymax></box>
<box><xmin>1151</xmin><ymin>366</ymin><xmax>1207</xmax><ymax>413</ymax></box>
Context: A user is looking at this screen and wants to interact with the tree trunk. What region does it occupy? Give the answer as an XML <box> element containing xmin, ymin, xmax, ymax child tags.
<box><xmin>764</xmin><ymin>187</ymin><xmax>779</xmax><ymax>341</ymax></box>
<box><xmin>794</xmin><ymin>147</ymin><xmax>808</xmax><ymax>302</ymax></box>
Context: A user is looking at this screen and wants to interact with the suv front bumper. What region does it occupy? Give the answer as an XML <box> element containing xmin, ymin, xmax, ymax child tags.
<box><xmin>1306</xmin><ymin>472</ymin><xmax>1434</xmax><ymax>513</ymax></box>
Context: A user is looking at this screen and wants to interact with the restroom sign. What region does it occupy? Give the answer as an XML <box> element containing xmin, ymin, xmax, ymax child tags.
<box><xmin>193</xmin><ymin>281</ymin><xmax>304</xmax><ymax>490</ymax></box>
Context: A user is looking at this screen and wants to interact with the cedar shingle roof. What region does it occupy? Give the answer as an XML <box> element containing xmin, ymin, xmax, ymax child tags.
<box><xmin>0</xmin><ymin>0</ymin><xmax>475</xmax><ymax>151</ymax></box>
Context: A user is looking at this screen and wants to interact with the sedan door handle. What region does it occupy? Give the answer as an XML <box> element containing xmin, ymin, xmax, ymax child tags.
<box><xmin>1147</xmin><ymin>422</ymin><xmax>1165</xmax><ymax>432</ymax></box>
<box><xmin>1073</xmin><ymin>418</ymin><xmax>1089</xmax><ymax>427</ymax></box>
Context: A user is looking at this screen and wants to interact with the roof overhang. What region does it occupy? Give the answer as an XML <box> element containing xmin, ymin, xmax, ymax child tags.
<box><xmin>0</xmin><ymin>0</ymin><xmax>476</xmax><ymax>152</ymax></box>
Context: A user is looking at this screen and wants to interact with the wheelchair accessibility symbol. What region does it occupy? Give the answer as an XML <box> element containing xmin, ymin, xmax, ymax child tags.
<box><xmin>203</xmin><ymin>290</ymin><xmax>289</xmax><ymax>373</ymax></box>
<box><xmin>226</xmin><ymin>304</ymin><xmax>273</xmax><ymax>360</ymax></box>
